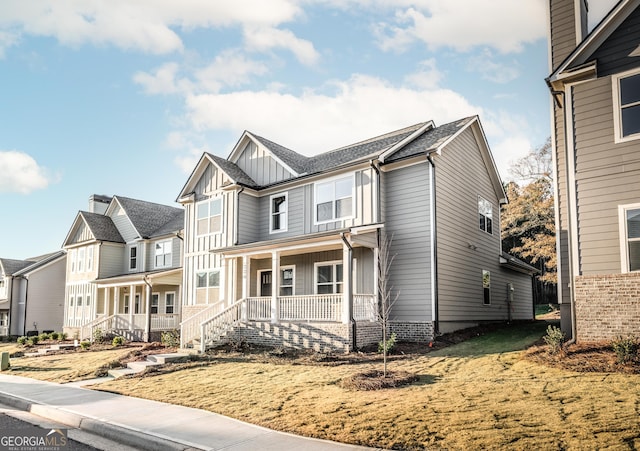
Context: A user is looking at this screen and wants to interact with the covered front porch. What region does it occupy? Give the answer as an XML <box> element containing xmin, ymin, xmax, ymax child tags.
<box><xmin>84</xmin><ymin>268</ymin><xmax>182</xmax><ymax>342</ymax></box>
<box><xmin>182</xmin><ymin>226</ymin><xmax>382</xmax><ymax>351</ymax></box>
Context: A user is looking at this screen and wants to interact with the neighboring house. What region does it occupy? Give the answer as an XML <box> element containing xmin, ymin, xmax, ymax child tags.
<box><xmin>0</xmin><ymin>252</ymin><xmax>67</xmax><ymax>336</ymax></box>
<box><xmin>62</xmin><ymin>194</ymin><xmax>184</xmax><ymax>341</ymax></box>
<box><xmin>547</xmin><ymin>0</ymin><xmax>640</xmax><ymax>341</ymax></box>
<box><xmin>178</xmin><ymin>116</ymin><xmax>536</xmax><ymax>352</ymax></box>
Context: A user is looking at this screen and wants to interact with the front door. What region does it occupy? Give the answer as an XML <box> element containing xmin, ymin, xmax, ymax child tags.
<box><xmin>260</xmin><ymin>271</ymin><xmax>272</xmax><ymax>297</ymax></box>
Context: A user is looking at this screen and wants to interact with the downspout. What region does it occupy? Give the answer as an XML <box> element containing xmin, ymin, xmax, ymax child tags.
<box><xmin>340</xmin><ymin>232</ymin><xmax>355</xmax><ymax>351</ymax></box>
<box><xmin>369</xmin><ymin>160</ymin><xmax>381</xmax><ymax>223</ymax></box>
<box><xmin>234</xmin><ymin>186</ymin><xmax>245</xmax><ymax>245</ymax></box>
<box><xmin>427</xmin><ymin>154</ymin><xmax>439</xmax><ymax>336</ymax></box>
<box><xmin>21</xmin><ymin>276</ymin><xmax>29</xmax><ymax>336</ymax></box>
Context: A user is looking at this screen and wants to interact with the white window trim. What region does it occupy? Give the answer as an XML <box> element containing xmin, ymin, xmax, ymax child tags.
<box><xmin>612</xmin><ymin>68</ymin><xmax>640</xmax><ymax>143</ymax></box>
<box><xmin>154</xmin><ymin>239</ymin><xmax>173</xmax><ymax>269</ymax></box>
<box><xmin>70</xmin><ymin>249</ymin><xmax>76</xmax><ymax>273</ymax></box>
<box><xmin>482</xmin><ymin>270</ymin><xmax>491</xmax><ymax>306</ymax></box>
<box><xmin>256</xmin><ymin>266</ymin><xmax>296</xmax><ymax>297</ymax></box>
<box><xmin>77</xmin><ymin>248</ymin><xmax>85</xmax><ymax>273</ymax></box>
<box><xmin>478</xmin><ymin>195</ymin><xmax>493</xmax><ymax>235</ymax></box>
<box><xmin>151</xmin><ymin>292</ymin><xmax>160</xmax><ymax>314</ymax></box>
<box><xmin>165</xmin><ymin>292</ymin><xmax>176</xmax><ymax>314</ymax></box>
<box><xmin>269</xmin><ymin>192</ymin><xmax>289</xmax><ymax>234</ymax></box>
<box><xmin>619</xmin><ymin>202</ymin><xmax>640</xmax><ymax>273</ymax></box>
<box><xmin>86</xmin><ymin>246</ymin><xmax>94</xmax><ymax>272</ymax></box>
<box><xmin>196</xmin><ymin>269</ymin><xmax>221</xmax><ymax>289</ymax></box>
<box><xmin>128</xmin><ymin>244</ymin><xmax>138</xmax><ymax>272</ymax></box>
<box><xmin>196</xmin><ymin>196</ymin><xmax>223</xmax><ymax>237</ymax></box>
<box><xmin>313</xmin><ymin>173</ymin><xmax>355</xmax><ymax>225</ymax></box>
<box><xmin>313</xmin><ymin>260</ymin><xmax>344</xmax><ymax>294</ymax></box>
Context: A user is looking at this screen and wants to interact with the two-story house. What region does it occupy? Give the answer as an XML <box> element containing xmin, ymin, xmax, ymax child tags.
<box><xmin>178</xmin><ymin>116</ymin><xmax>536</xmax><ymax>352</ymax></box>
<box><xmin>0</xmin><ymin>251</ymin><xmax>67</xmax><ymax>336</ymax></box>
<box><xmin>62</xmin><ymin>194</ymin><xmax>184</xmax><ymax>341</ymax></box>
<box><xmin>547</xmin><ymin>0</ymin><xmax>640</xmax><ymax>341</ymax></box>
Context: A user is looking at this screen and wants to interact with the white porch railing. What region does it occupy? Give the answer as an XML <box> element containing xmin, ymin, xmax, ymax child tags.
<box><xmin>0</xmin><ymin>326</ymin><xmax>8</xmax><ymax>336</ymax></box>
<box><xmin>152</xmin><ymin>314</ymin><xmax>181</xmax><ymax>330</ymax></box>
<box><xmin>180</xmin><ymin>301</ymin><xmax>226</xmax><ymax>348</ymax></box>
<box><xmin>278</xmin><ymin>294</ymin><xmax>342</xmax><ymax>322</ymax></box>
<box><xmin>353</xmin><ymin>294</ymin><xmax>377</xmax><ymax>321</ymax></box>
<box><xmin>80</xmin><ymin>315</ymin><xmax>115</xmax><ymax>341</ymax></box>
<box><xmin>200</xmin><ymin>301</ymin><xmax>244</xmax><ymax>352</ymax></box>
<box><xmin>245</xmin><ymin>297</ymin><xmax>271</xmax><ymax>320</ymax></box>
<box><xmin>79</xmin><ymin>313</ymin><xmax>183</xmax><ymax>341</ymax></box>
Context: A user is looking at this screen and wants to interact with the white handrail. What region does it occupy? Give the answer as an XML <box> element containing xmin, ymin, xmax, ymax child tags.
<box><xmin>180</xmin><ymin>302</ymin><xmax>226</xmax><ymax>348</ymax></box>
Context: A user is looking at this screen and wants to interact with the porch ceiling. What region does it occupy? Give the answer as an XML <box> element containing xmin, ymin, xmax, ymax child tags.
<box><xmin>93</xmin><ymin>268</ymin><xmax>182</xmax><ymax>288</ymax></box>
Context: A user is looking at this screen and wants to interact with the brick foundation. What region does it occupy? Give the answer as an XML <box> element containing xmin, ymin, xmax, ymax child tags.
<box><xmin>574</xmin><ymin>272</ymin><xmax>640</xmax><ymax>341</ymax></box>
<box><xmin>390</xmin><ymin>321</ymin><xmax>435</xmax><ymax>342</ymax></box>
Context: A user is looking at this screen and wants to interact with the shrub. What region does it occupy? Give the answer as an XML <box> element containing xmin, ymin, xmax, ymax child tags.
<box><xmin>112</xmin><ymin>336</ymin><xmax>125</xmax><ymax>347</ymax></box>
<box><xmin>161</xmin><ymin>330</ymin><xmax>180</xmax><ymax>348</ymax></box>
<box><xmin>612</xmin><ymin>336</ymin><xmax>639</xmax><ymax>364</ymax></box>
<box><xmin>60</xmin><ymin>332</ymin><xmax>68</xmax><ymax>341</ymax></box>
<box><xmin>16</xmin><ymin>336</ymin><xmax>27</xmax><ymax>346</ymax></box>
<box><xmin>38</xmin><ymin>332</ymin><xmax>50</xmax><ymax>341</ymax></box>
<box><xmin>50</xmin><ymin>332</ymin><xmax>59</xmax><ymax>340</ymax></box>
<box><xmin>543</xmin><ymin>325</ymin><xmax>565</xmax><ymax>354</ymax></box>
<box><xmin>93</xmin><ymin>328</ymin><xmax>105</xmax><ymax>344</ymax></box>
<box><xmin>80</xmin><ymin>341</ymin><xmax>91</xmax><ymax>350</ymax></box>
<box><xmin>28</xmin><ymin>335</ymin><xmax>39</xmax><ymax>345</ymax></box>
<box><xmin>378</xmin><ymin>332</ymin><xmax>397</xmax><ymax>354</ymax></box>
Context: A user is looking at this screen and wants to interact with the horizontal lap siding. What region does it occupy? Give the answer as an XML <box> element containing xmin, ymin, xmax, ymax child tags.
<box><xmin>238</xmin><ymin>193</ymin><xmax>259</xmax><ymax>244</ymax></box>
<box><xmin>25</xmin><ymin>258</ymin><xmax>66</xmax><ymax>333</ymax></box>
<box><xmin>435</xmin><ymin>127</ymin><xmax>511</xmax><ymax>322</ymax></box>
<box><xmin>549</xmin><ymin>0</ymin><xmax>579</xmax><ymax>70</ymax></box>
<box><xmin>554</xmin><ymin>97</ymin><xmax>571</xmax><ymax>304</ymax></box>
<box><xmin>573</xmin><ymin>78</ymin><xmax>640</xmax><ymax>275</ymax></box>
<box><xmin>384</xmin><ymin>162</ymin><xmax>432</xmax><ymax>321</ymax></box>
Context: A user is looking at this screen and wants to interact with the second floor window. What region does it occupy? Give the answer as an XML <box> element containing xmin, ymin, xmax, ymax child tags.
<box><xmin>129</xmin><ymin>245</ymin><xmax>138</xmax><ymax>271</ymax></box>
<box><xmin>315</xmin><ymin>175</ymin><xmax>354</xmax><ymax>223</ymax></box>
<box><xmin>478</xmin><ymin>196</ymin><xmax>493</xmax><ymax>234</ymax></box>
<box><xmin>154</xmin><ymin>240</ymin><xmax>172</xmax><ymax>268</ymax></box>
<box><xmin>270</xmin><ymin>193</ymin><xmax>288</xmax><ymax>233</ymax></box>
<box><xmin>70</xmin><ymin>249</ymin><xmax>76</xmax><ymax>273</ymax></box>
<box><xmin>197</xmin><ymin>198</ymin><xmax>222</xmax><ymax>235</ymax></box>
<box><xmin>86</xmin><ymin>247</ymin><xmax>93</xmax><ymax>272</ymax></box>
<box><xmin>78</xmin><ymin>248</ymin><xmax>85</xmax><ymax>272</ymax></box>
<box><xmin>617</xmin><ymin>72</ymin><xmax>640</xmax><ymax>139</ymax></box>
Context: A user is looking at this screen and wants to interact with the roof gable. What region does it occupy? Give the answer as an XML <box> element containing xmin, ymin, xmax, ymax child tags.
<box><xmin>110</xmin><ymin>196</ymin><xmax>184</xmax><ymax>239</ymax></box>
<box><xmin>228</xmin><ymin>131</ymin><xmax>303</xmax><ymax>177</ymax></box>
<box><xmin>0</xmin><ymin>258</ymin><xmax>37</xmax><ymax>276</ymax></box>
<box><xmin>13</xmin><ymin>251</ymin><xmax>66</xmax><ymax>277</ymax></box>
<box><xmin>549</xmin><ymin>0</ymin><xmax>640</xmax><ymax>84</ymax></box>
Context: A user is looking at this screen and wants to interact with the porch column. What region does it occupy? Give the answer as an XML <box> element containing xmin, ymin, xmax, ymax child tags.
<box><xmin>129</xmin><ymin>284</ymin><xmax>135</xmax><ymax>331</ymax></box>
<box><xmin>219</xmin><ymin>257</ymin><xmax>226</xmax><ymax>305</ymax></box>
<box><xmin>373</xmin><ymin>246</ymin><xmax>380</xmax><ymax>318</ymax></box>
<box><xmin>113</xmin><ymin>288</ymin><xmax>118</xmax><ymax>316</ymax></box>
<box><xmin>271</xmin><ymin>251</ymin><xmax>280</xmax><ymax>323</ymax></box>
<box><xmin>242</xmin><ymin>256</ymin><xmax>249</xmax><ymax>300</ymax></box>
<box><xmin>144</xmin><ymin>281</ymin><xmax>151</xmax><ymax>342</ymax></box>
<box><xmin>342</xmin><ymin>240</ymin><xmax>353</xmax><ymax>324</ymax></box>
<box><xmin>103</xmin><ymin>287</ymin><xmax>108</xmax><ymax>316</ymax></box>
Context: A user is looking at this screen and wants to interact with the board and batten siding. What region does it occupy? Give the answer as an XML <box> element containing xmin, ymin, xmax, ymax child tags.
<box><xmin>572</xmin><ymin>76</ymin><xmax>640</xmax><ymax>274</ymax></box>
<box><xmin>234</xmin><ymin>140</ymin><xmax>295</xmax><ymax>186</ymax></box>
<box><xmin>384</xmin><ymin>161</ymin><xmax>432</xmax><ymax>322</ymax></box>
<box><xmin>182</xmin><ymin>162</ymin><xmax>235</xmax><ymax>306</ymax></box>
<box><xmin>435</xmin><ymin>127</ymin><xmax>511</xmax><ymax>323</ymax></box>
<box><xmin>71</xmin><ymin>221</ymin><xmax>94</xmax><ymax>244</ymax></box>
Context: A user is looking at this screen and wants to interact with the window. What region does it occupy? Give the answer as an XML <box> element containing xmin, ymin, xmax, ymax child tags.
<box><xmin>151</xmin><ymin>293</ymin><xmax>159</xmax><ymax>314</ymax></box>
<box><xmin>315</xmin><ymin>262</ymin><xmax>343</xmax><ymax>294</ymax></box>
<box><xmin>315</xmin><ymin>175</ymin><xmax>354</xmax><ymax>223</ymax></box>
<box><xmin>70</xmin><ymin>249</ymin><xmax>77</xmax><ymax>273</ymax></box>
<box><xmin>165</xmin><ymin>293</ymin><xmax>175</xmax><ymax>314</ymax></box>
<box><xmin>483</xmin><ymin>270</ymin><xmax>491</xmax><ymax>305</ymax></box>
<box><xmin>69</xmin><ymin>296</ymin><xmax>74</xmax><ymax>307</ymax></box>
<box><xmin>478</xmin><ymin>196</ymin><xmax>493</xmax><ymax>234</ymax></box>
<box><xmin>154</xmin><ymin>240</ymin><xmax>172</xmax><ymax>268</ymax></box>
<box><xmin>76</xmin><ymin>295</ymin><xmax>83</xmax><ymax>307</ymax></box>
<box><xmin>128</xmin><ymin>245</ymin><xmax>138</xmax><ymax>271</ymax></box>
<box><xmin>620</xmin><ymin>205</ymin><xmax>640</xmax><ymax>272</ymax></box>
<box><xmin>270</xmin><ymin>193</ymin><xmax>288</xmax><ymax>233</ymax></box>
<box><xmin>123</xmin><ymin>294</ymin><xmax>130</xmax><ymax>314</ymax></box>
<box><xmin>614</xmin><ymin>71</ymin><xmax>640</xmax><ymax>141</ymax></box>
<box><xmin>86</xmin><ymin>247</ymin><xmax>93</xmax><ymax>272</ymax></box>
<box><xmin>280</xmin><ymin>267</ymin><xmax>294</xmax><ymax>296</ymax></box>
<box><xmin>197</xmin><ymin>198</ymin><xmax>222</xmax><ymax>235</ymax></box>
<box><xmin>134</xmin><ymin>294</ymin><xmax>141</xmax><ymax>314</ymax></box>
<box><xmin>78</xmin><ymin>248</ymin><xmax>85</xmax><ymax>272</ymax></box>
<box><xmin>197</xmin><ymin>270</ymin><xmax>220</xmax><ymax>288</ymax></box>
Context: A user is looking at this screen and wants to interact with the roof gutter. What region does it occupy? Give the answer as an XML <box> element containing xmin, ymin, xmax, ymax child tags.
<box><xmin>369</xmin><ymin>160</ymin><xmax>381</xmax><ymax>224</ymax></box>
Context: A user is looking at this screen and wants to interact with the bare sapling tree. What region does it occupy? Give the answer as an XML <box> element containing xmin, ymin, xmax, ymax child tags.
<box><xmin>377</xmin><ymin>231</ymin><xmax>399</xmax><ymax>377</ymax></box>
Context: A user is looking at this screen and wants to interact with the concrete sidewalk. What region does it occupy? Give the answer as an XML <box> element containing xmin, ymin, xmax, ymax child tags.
<box><xmin>0</xmin><ymin>374</ymin><xmax>378</xmax><ymax>451</ymax></box>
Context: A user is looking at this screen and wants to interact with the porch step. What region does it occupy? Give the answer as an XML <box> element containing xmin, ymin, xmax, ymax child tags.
<box><xmin>107</xmin><ymin>368</ymin><xmax>138</xmax><ymax>378</ymax></box>
<box><xmin>49</xmin><ymin>343</ymin><xmax>76</xmax><ymax>351</ymax></box>
<box><xmin>107</xmin><ymin>352</ymin><xmax>190</xmax><ymax>379</ymax></box>
<box><xmin>146</xmin><ymin>353</ymin><xmax>190</xmax><ymax>364</ymax></box>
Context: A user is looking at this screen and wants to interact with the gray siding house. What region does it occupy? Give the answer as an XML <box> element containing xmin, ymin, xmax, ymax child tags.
<box><xmin>547</xmin><ymin>0</ymin><xmax>640</xmax><ymax>340</ymax></box>
<box><xmin>178</xmin><ymin>116</ymin><xmax>536</xmax><ymax>352</ymax></box>
<box><xmin>0</xmin><ymin>252</ymin><xmax>67</xmax><ymax>336</ymax></box>
<box><xmin>62</xmin><ymin>195</ymin><xmax>184</xmax><ymax>341</ymax></box>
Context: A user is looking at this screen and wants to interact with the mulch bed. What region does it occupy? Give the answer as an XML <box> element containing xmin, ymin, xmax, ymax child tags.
<box><xmin>339</xmin><ymin>370</ymin><xmax>420</xmax><ymax>390</ymax></box>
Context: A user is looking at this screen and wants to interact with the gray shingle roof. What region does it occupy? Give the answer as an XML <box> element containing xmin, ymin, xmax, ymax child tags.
<box><xmin>207</xmin><ymin>154</ymin><xmax>258</xmax><ymax>188</ymax></box>
<box><xmin>0</xmin><ymin>258</ymin><xmax>37</xmax><ymax>276</ymax></box>
<box><xmin>80</xmin><ymin>211</ymin><xmax>125</xmax><ymax>243</ymax></box>
<box><xmin>250</xmin><ymin>134</ymin><xmax>309</xmax><ymax>174</ymax></box>
<box><xmin>114</xmin><ymin>196</ymin><xmax>184</xmax><ymax>239</ymax></box>
<box><xmin>13</xmin><ymin>251</ymin><xmax>66</xmax><ymax>276</ymax></box>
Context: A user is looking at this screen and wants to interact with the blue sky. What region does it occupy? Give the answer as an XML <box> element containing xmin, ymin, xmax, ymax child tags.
<box><xmin>0</xmin><ymin>0</ymin><xmax>617</xmax><ymax>259</ymax></box>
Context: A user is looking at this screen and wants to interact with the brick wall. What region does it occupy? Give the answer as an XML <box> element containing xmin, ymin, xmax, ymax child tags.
<box><xmin>390</xmin><ymin>321</ymin><xmax>434</xmax><ymax>342</ymax></box>
<box><xmin>574</xmin><ymin>273</ymin><xmax>640</xmax><ymax>341</ymax></box>
<box><xmin>181</xmin><ymin>305</ymin><xmax>209</xmax><ymax>321</ymax></box>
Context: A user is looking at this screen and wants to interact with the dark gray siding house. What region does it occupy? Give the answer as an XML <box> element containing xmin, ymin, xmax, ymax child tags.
<box><xmin>547</xmin><ymin>0</ymin><xmax>640</xmax><ymax>340</ymax></box>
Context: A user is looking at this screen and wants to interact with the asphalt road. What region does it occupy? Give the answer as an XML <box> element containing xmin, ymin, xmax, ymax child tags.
<box><xmin>0</xmin><ymin>404</ymin><xmax>138</xmax><ymax>451</ymax></box>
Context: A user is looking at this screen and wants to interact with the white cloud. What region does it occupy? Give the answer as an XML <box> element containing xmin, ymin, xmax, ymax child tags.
<box><xmin>490</xmin><ymin>135</ymin><xmax>534</xmax><ymax>183</ymax></box>
<box><xmin>467</xmin><ymin>49</ymin><xmax>520</xmax><ymax>84</ymax></box>
<box><xmin>0</xmin><ymin>0</ymin><xmax>305</xmax><ymax>55</ymax></box>
<box><xmin>0</xmin><ymin>151</ymin><xmax>54</xmax><ymax>194</ymax></box>
<box><xmin>183</xmin><ymin>74</ymin><xmax>481</xmax><ymax>155</ymax></box>
<box><xmin>133</xmin><ymin>63</ymin><xmax>190</xmax><ymax>95</ymax></box>
<box><xmin>244</xmin><ymin>26</ymin><xmax>320</xmax><ymax>66</ymax></box>
<box><xmin>404</xmin><ymin>58</ymin><xmax>443</xmax><ymax>89</ymax></box>
<box><xmin>588</xmin><ymin>0</ymin><xmax>619</xmax><ymax>31</ymax></box>
<box><xmin>375</xmin><ymin>0</ymin><xmax>546</xmax><ymax>54</ymax></box>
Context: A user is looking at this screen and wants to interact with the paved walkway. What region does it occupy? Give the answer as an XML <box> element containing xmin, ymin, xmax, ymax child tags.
<box><xmin>0</xmin><ymin>374</ymin><xmax>378</xmax><ymax>451</ymax></box>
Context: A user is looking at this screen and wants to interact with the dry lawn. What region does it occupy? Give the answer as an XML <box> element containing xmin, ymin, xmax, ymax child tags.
<box><xmin>92</xmin><ymin>322</ymin><xmax>640</xmax><ymax>450</ymax></box>
<box><xmin>6</xmin><ymin>344</ymin><xmax>144</xmax><ymax>383</ymax></box>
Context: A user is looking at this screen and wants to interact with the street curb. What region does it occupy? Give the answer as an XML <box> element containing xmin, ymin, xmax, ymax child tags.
<box><xmin>0</xmin><ymin>391</ymin><xmax>201</xmax><ymax>451</ymax></box>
